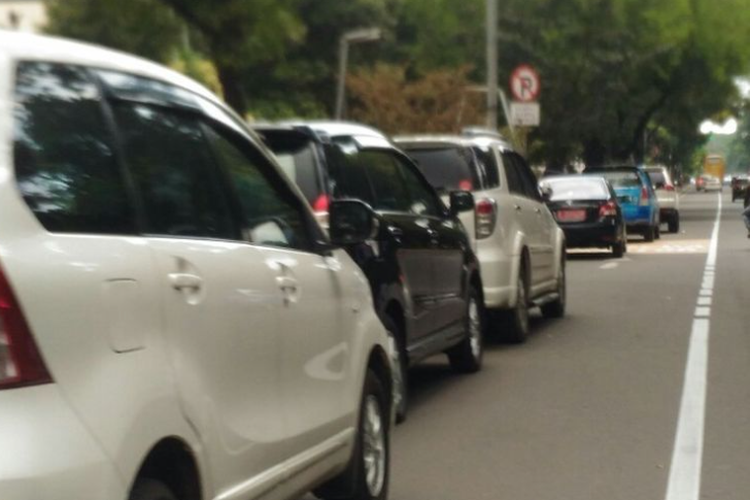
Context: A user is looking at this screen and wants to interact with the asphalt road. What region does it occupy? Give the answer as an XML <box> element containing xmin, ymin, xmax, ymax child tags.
<box><xmin>304</xmin><ymin>191</ymin><xmax>749</xmax><ymax>500</ymax></box>
<box><xmin>306</xmin><ymin>189</ymin><xmax>750</xmax><ymax>500</ymax></box>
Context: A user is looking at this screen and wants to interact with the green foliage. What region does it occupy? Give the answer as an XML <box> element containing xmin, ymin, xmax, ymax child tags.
<box><xmin>44</xmin><ymin>0</ymin><xmax>182</xmax><ymax>63</ymax></box>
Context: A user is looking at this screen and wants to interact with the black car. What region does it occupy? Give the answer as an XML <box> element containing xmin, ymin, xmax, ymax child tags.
<box><xmin>540</xmin><ymin>175</ymin><xmax>627</xmax><ymax>257</ymax></box>
<box><xmin>731</xmin><ymin>174</ymin><xmax>749</xmax><ymax>203</ymax></box>
<box><xmin>255</xmin><ymin>121</ymin><xmax>484</xmax><ymax>422</ymax></box>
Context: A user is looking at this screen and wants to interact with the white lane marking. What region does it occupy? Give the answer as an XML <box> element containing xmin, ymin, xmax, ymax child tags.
<box><xmin>600</xmin><ymin>262</ymin><xmax>619</xmax><ymax>270</ymax></box>
<box><xmin>697</xmin><ymin>297</ymin><xmax>712</xmax><ymax>306</ymax></box>
<box><xmin>665</xmin><ymin>194</ymin><xmax>722</xmax><ymax>500</ymax></box>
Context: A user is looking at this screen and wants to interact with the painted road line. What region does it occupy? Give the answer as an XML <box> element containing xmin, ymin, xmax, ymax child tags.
<box><xmin>664</xmin><ymin>194</ymin><xmax>722</xmax><ymax>500</ymax></box>
<box><xmin>600</xmin><ymin>262</ymin><xmax>619</xmax><ymax>270</ymax></box>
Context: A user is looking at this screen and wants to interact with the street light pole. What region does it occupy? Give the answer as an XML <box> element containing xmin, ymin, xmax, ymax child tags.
<box><xmin>486</xmin><ymin>0</ymin><xmax>498</xmax><ymax>129</ymax></box>
<box><xmin>335</xmin><ymin>28</ymin><xmax>382</xmax><ymax>120</ymax></box>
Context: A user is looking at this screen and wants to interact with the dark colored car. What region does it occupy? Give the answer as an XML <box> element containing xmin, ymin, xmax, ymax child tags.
<box><xmin>731</xmin><ymin>175</ymin><xmax>749</xmax><ymax>202</ymax></box>
<box><xmin>586</xmin><ymin>166</ymin><xmax>660</xmax><ymax>242</ymax></box>
<box><xmin>540</xmin><ymin>175</ymin><xmax>627</xmax><ymax>257</ymax></box>
<box><xmin>254</xmin><ymin>122</ymin><xmax>484</xmax><ymax>422</ymax></box>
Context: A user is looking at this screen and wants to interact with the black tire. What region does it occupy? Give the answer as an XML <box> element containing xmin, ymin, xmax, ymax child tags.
<box><xmin>501</xmin><ymin>264</ymin><xmax>530</xmax><ymax>343</ymax></box>
<box><xmin>317</xmin><ymin>370</ymin><xmax>390</xmax><ymax>500</ymax></box>
<box><xmin>668</xmin><ymin>214</ymin><xmax>680</xmax><ymax>234</ymax></box>
<box><xmin>655</xmin><ymin>224</ymin><xmax>661</xmax><ymax>240</ymax></box>
<box><xmin>129</xmin><ymin>479</ymin><xmax>177</xmax><ymax>500</ymax></box>
<box><xmin>644</xmin><ymin>225</ymin><xmax>655</xmax><ymax>242</ymax></box>
<box><xmin>612</xmin><ymin>227</ymin><xmax>626</xmax><ymax>258</ymax></box>
<box><xmin>447</xmin><ymin>287</ymin><xmax>484</xmax><ymax>373</ymax></box>
<box><xmin>381</xmin><ymin>316</ymin><xmax>408</xmax><ymax>424</ymax></box>
<box><xmin>541</xmin><ymin>259</ymin><xmax>566</xmax><ymax>319</ymax></box>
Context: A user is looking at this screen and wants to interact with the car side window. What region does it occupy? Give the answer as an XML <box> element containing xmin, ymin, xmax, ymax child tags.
<box><xmin>112</xmin><ymin>102</ymin><xmax>238</xmax><ymax>240</ymax></box>
<box><xmin>325</xmin><ymin>144</ymin><xmax>376</xmax><ymax>206</ymax></box>
<box><xmin>501</xmin><ymin>152</ymin><xmax>525</xmax><ymax>195</ymax></box>
<box><xmin>394</xmin><ymin>155</ymin><xmax>443</xmax><ymax>217</ymax></box>
<box><xmin>474</xmin><ymin>146</ymin><xmax>500</xmax><ymax>188</ymax></box>
<box><xmin>357</xmin><ymin>150</ymin><xmax>411</xmax><ymax>212</ymax></box>
<box><xmin>13</xmin><ymin>61</ymin><xmax>136</xmax><ymax>235</ymax></box>
<box><xmin>203</xmin><ymin>126</ymin><xmax>313</xmax><ymax>251</ymax></box>
<box><xmin>514</xmin><ymin>154</ymin><xmax>542</xmax><ymax>201</ymax></box>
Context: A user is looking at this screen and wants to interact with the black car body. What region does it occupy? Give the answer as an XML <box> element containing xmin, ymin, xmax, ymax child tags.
<box><xmin>732</xmin><ymin>175</ymin><xmax>749</xmax><ymax>202</ymax></box>
<box><xmin>541</xmin><ymin>175</ymin><xmax>627</xmax><ymax>257</ymax></box>
<box><xmin>254</xmin><ymin>121</ymin><xmax>484</xmax><ymax>420</ymax></box>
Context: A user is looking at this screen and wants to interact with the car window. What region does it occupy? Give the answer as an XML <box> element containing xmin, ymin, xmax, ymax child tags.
<box><xmin>394</xmin><ymin>156</ymin><xmax>444</xmax><ymax>217</ymax></box>
<box><xmin>325</xmin><ymin>144</ymin><xmax>376</xmax><ymax>205</ymax></box>
<box><xmin>257</xmin><ymin>130</ymin><xmax>323</xmax><ymax>206</ymax></box>
<box><xmin>542</xmin><ymin>178</ymin><xmax>610</xmax><ymax>201</ymax></box>
<box><xmin>204</xmin><ymin>127</ymin><xmax>313</xmax><ymax>251</ymax></box>
<box><xmin>501</xmin><ymin>153</ymin><xmax>525</xmax><ymax>195</ymax></box>
<box><xmin>404</xmin><ymin>146</ymin><xmax>480</xmax><ymax>192</ymax></box>
<box><xmin>13</xmin><ymin>61</ymin><xmax>136</xmax><ymax>235</ymax></box>
<box><xmin>113</xmin><ymin>102</ymin><xmax>237</xmax><ymax>240</ymax></box>
<box><xmin>646</xmin><ymin>170</ymin><xmax>667</xmax><ymax>187</ymax></box>
<box><xmin>594</xmin><ymin>170</ymin><xmax>642</xmax><ymax>188</ymax></box>
<box><xmin>513</xmin><ymin>154</ymin><xmax>542</xmax><ymax>200</ymax></box>
<box><xmin>355</xmin><ymin>150</ymin><xmax>411</xmax><ymax>212</ymax></box>
<box><xmin>474</xmin><ymin>145</ymin><xmax>500</xmax><ymax>188</ymax></box>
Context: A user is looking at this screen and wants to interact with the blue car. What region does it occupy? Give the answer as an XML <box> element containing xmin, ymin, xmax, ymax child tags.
<box><xmin>586</xmin><ymin>166</ymin><xmax>660</xmax><ymax>242</ymax></box>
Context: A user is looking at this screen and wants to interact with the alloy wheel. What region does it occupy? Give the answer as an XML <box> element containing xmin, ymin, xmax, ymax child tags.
<box><xmin>363</xmin><ymin>395</ymin><xmax>386</xmax><ymax>497</ymax></box>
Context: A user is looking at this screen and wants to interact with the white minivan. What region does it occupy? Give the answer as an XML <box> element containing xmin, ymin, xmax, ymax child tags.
<box><xmin>0</xmin><ymin>32</ymin><xmax>393</xmax><ymax>500</ymax></box>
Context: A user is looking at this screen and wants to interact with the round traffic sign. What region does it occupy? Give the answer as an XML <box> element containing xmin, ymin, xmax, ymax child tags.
<box><xmin>510</xmin><ymin>65</ymin><xmax>540</xmax><ymax>102</ymax></box>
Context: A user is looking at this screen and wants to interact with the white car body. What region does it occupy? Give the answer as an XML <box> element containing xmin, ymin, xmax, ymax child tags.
<box><xmin>394</xmin><ymin>135</ymin><xmax>566</xmax><ymax>312</ymax></box>
<box><xmin>645</xmin><ymin>166</ymin><xmax>680</xmax><ymax>232</ymax></box>
<box><xmin>0</xmin><ymin>32</ymin><xmax>392</xmax><ymax>500</ymax></box>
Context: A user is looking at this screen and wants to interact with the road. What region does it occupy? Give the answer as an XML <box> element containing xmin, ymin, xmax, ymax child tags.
<box><xmin>311</xmin><ymin>190</ymin><xmax>750</xmax><ymax>500</ymax></box>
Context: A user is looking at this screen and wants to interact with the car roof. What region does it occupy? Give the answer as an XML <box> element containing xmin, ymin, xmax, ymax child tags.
<box><xmin>393</xmin><ymin>134</ymin><xmax>513</xmax><ymax>151</ymax></box>
<box><xmin>0</xmin><ymin>30</ymin><xmax>222</xmax><ymax>108</ymax></box>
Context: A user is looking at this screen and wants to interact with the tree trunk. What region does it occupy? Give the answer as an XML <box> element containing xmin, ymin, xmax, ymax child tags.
<box><xmin>215</xmin><ymin>63</ymin><xmax>247</xmax><ymax>115</ymax></box>
<box><xmin>583</xmin><ymin>138</ymin><xmax>606</xmax><ymax>168</ymax></box>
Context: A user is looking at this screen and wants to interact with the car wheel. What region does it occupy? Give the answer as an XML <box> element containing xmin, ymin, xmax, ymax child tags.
<box><xmin>541</xmin><ymin>259</ymin><xmax>566</xmax><ymax>319</ymax></box>
<box><xmin>644</xmin><ymin>225</ymin><xmax>655</xmax><ymax>242</ymax></box>
<box><xmin>612</xmin><ymin>239</ymin><xmax>625</xmax><ymax>258</ymax></box>
<box><xmin>655</xmin><ymin>224</ymin><xmax>661</xmax><ymax>240</ymax></box>
<box><xmin>382</xmin><ymin>317</ymin><xmax>408</xmax><ymax>424</ymax></box>
<box><xmin>447</xmin><ymin>287</ymin><xmax>484</xmax><ymax>373</ymax></box>
<box><xmin>502</xmin><ymin>265</ymin><xmax>530</xmax><ymax>343</ymax></box>
<box><xmin>668</xmin><ymin>214</ymin><xmax>680</xmax><ymax>234</ymax></box>
<box><xmin>317</xmin><ymin>370</ymin><xmax>390</xmax><ymax>500</ymax></box>
<box><xmin>129</xmin><ymin>479</ymin><xmax>177</xmax><ymax>500</ymax></box>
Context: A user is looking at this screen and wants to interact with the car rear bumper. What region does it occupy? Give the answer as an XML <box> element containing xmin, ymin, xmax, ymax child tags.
<box><xmin>475</xmin><ymin>246</ymin><xmax>514</xmax><ymax>309</ymax></box>
<box><xmin>0</xmin><ymin>385</ymin><xmax>124</xmax><ymax>500</ymax></box>
<box><xmin>558</xmin><ymin>221</ymin><xmax>620</xmax><ymax>248</ymax></box>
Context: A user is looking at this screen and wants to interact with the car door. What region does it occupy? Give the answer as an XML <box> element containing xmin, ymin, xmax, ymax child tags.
<box><xmin>202</xmin><ymin>123</ymin><xmax>350</xmax><ymax>458</ymax></box>
<box><xmin>514</xmin><ymin>154</ymin><xmax>555</xmax><ymax>283</ymax></box>
<box><xmin>108</xmin><ymin>88</ymin><xmax>289</xmax><ymax>495</ymax></box>
<box><xmin>357</xmin><ymin>149</ymin><xmax>436</xmax><ymax>342</ymax></box>
<box><xmin>394</xmin><ymin>154</ymin><xmax>467</xmax><ymax>338</ymax></box>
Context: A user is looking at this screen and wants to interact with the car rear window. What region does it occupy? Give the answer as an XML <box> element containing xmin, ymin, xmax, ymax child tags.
<box><xmin>542</xmin><ymin>178</ymin><xmax>609</xmax><ymax>201</ymax></box>
<box><xmin>404</xmin><ymin>147</ymin><xmax>480</xmax><ymax>193</ymax></box>
<box><xmin>593</xmin><ymin>170</ymin><xmax>641</xmax><ymax>188</ymax></box>
<box><xmin>646</xmin><ymin>170</ymin><xmax>667</xmax><ymax>186</ymax></box>
<box><xmin>256</xmin><ymin>130</ymin><xmax>323</xmax><ymax>205</ymax></box>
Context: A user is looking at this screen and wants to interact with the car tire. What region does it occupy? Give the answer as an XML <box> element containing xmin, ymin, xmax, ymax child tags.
<box><xmin>316</xmin><ymin>370</ymin><xmax>390</xmax><ymax>500</ymax></box>
<box><xmin>541</xmin><ymin>259</ymin><xmax>566</xmax><ymax>319</ymax></box>
<box><xmin>381</xmin><ymin>316</ymin><xmax>408</xmax><ymax>424</ymax></box>
<box><xmin>502</xmin><ymin>264</ymin><xmax>530</xmax><ymax>344</ymax></box>
<box><xmin>129</xmin><ymin>479</ymin><xmax>177</xmax><ymax>500</ymax></box>
<box><xmin>668</xmin><ymin>215</ymin><xmax>680</xmax><ymax>234</ymax></box>
<box><xmin>655</xmin><ymin>224</ymin><xmax>661</xmax><ymax>240</ymax></box>
<box><xmin>644</xmin><ymin>226</ymin><xmax>655</xmax><ymax>242</ymax></box>
<box><xmin>447</xmin><ymin>287</ymin><xmax>484</xmax><ymax>373</ymax></box>
<box><xmin>612</xmin><ymin>239</ymin><xmax>625</xmax><ymax>258</ymax></box>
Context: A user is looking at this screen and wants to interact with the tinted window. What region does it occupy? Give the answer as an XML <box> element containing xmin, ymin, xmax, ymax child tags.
<box><xmin>594</xmin><ymin>170</ymin><xmax>642</xmax><ymax>188</ymax></box>
<box><xmin>114</xmin><ymin>102</ymin><xmax>236</xmax><ymax>239</ymax></box>
<box><xmin>502</xmin><ymin>153</ymin><xmax>525</xmax><ymax>195</ymax></box>
<box><xmin>542</xmin><ymin>178</ymin><xmax>610</xmax><ymax>201</ymax></box>
<box><xmin>325</xmin><ymin>145</ymin><xmax>376</xmax><ymax>205</ymax></box>
<box><xmin>474</xmin><ymin>146</ymin><xmax>500</xmax><ymax>188</ymax></box>
<box><xmin>257</xmin><ymin>130</ymin><xmax>323</xmax><ymax>205</ymax></box>
<box><xmin>514</xmin><ymin>155</ymin><xmax>541</xmax><ymax>200</ymax></box>
<box><xmin>356</xmin><ymin>151</ymin><xmax>411</xmax><ymax>212</ymax></box>
<box><xmin>205</xmin><ymin>127</ymin><xmax>313</xmax><ymax>250</ymax></box>
<box><xmin>13</xmin><ymin>62</ymin><xmax>135</xmax><ymax>234</ymax></box>
<box><xmin>395</xmin><ymin>157</ymin><xmax>443</xmax><ymax>217</ymax></box>
<box><xmin>405</xmin><ymin>147</ymin><xmax>479</xmax><ymax>192</ymax></box>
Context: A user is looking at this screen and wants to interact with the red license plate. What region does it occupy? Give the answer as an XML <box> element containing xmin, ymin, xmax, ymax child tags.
<box><xmin>556</xmin><ymin>209</ymin><xmax>586</xmax><ymax>222</ymax></box>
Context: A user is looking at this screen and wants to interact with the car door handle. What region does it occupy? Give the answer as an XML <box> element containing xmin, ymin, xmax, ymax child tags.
<box><xmin>168</xmin><ymin>273</ymin><xmax>203</xmax><ymax>291</ymax></box>
<box><xmin>276</xmin><ymin>275</ymin><xmax>300</xmax><ymax>304</ymax></box>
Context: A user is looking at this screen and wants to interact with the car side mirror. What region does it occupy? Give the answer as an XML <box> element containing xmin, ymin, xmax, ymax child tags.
<box><xmin>329</xmin><ymin>199</ymin><xmax>379</xmax><ymax>246</ymax></box>
<box><xmin>540</xmin><ymin>185</ymin><xmax>553</xmax><ymax>201</ymax></box>
<box><xmin>449</xmin><ymin>190</ymin><xmax>475</xmax><ymax>215</ymax></box>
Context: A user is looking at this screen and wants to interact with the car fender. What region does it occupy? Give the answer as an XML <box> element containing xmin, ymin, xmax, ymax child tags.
<box><xmin>508</xmin><ymin>231</ymin><xmax>529</xmax><ymax>308</ymax></box>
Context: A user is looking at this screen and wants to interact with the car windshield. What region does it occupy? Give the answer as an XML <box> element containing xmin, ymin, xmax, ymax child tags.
<box><xmin>593</xmin><ymin>170</ymin><xmax>642</xmax><ymax>188</ymax></box>
<box><xmin>542</xmin><ymin>178</ymin><xmax>609</xmax><ymax>201</ymax></box>
<box><xmin>256</xmin><ymin>129</ymin><xmax>323</xmax><ymax>205</ymax></box>
<box><xmin>403</xmin><ymin>146</ymin><xmax>480</xmax><ymax>192</ymax></box>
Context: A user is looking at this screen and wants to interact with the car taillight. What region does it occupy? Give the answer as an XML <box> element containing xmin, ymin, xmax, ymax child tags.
<box><xmin>475</xmin><ymin>198</ymin><xmax>497</xmax><ymax>239</ymax></box>
<box><xmin>599</xmin><ymin>200</ymin><xmax>618</xmax><ymax>218</ymax></box>
<box><xmin>664</xmin><ymin>184</ymin><xmax>675</xmax><ymax>192</ymax></box>
<box><xmin>0</xmin><ymin>266</ymin><xmax>52</xmax><ymax>390</ymax></box>
<box><xmin>639</xmin><ymin>186</ymin><xmax>650</xmax><ymax>206</ymax></box>
<box><xmin>312</xmin><ymin>194</ymin><xmax>330</xmax><ymax>213</ymax></box>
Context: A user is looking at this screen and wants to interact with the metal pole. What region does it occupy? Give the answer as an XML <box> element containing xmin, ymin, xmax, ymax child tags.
<box><xmin>335</xmin><ymin>37</ymin><xmax>349</xmax><ymax>120</ymax></box>
<box><xmin>486</xmin><ymin>0</ymin><xmax>498</xmax><ymax>129</ymax></box>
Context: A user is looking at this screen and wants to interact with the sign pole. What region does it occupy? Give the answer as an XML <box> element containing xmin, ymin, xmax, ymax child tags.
<box><xmin>486</xmin><ymin>0</ymin><xmax>498</xmax><ymax>129</ymax></box>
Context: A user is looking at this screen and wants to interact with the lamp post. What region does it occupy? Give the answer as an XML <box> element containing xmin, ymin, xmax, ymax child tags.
<box><xmin>335</xmin><ymin>27</ymin><xmax>382</xmax><ymax>120</ymax></box>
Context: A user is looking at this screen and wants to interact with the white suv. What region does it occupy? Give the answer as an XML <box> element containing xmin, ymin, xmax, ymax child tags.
<box><xmin>645</xmin><ymin>166</ymin><xmax>680</xmax><ymax>233</ymax></box>
<box><xmin>395</xmin><ymin>134</ymin><xmax>566</xmax><ymax>342</ymax></box>
<box><xmin>0</xmin><ymin>32</ymin><xmax>393</xmax><ymax>500</ymax></box>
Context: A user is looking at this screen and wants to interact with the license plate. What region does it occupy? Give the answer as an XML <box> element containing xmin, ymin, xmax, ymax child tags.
<box><xmin>556</xmin><ymin>209</ymin><xmax>586</xmax><ymax>222</ymax></box>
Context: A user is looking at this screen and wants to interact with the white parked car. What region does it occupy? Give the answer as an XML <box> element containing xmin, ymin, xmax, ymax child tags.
<box><xmin>0</xmin><ymin>32</ymin><xmax>393</xmax><ymax>500</ymax></box>
<box><xmin>645</xmin><ymin>166</ymin><xmax>681</xmax><ymax>233</ymax></box>
<box><xmin>395</xmin><ymin>133</ymin><xmax>567</xmax><ymax>343</ymax></box>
